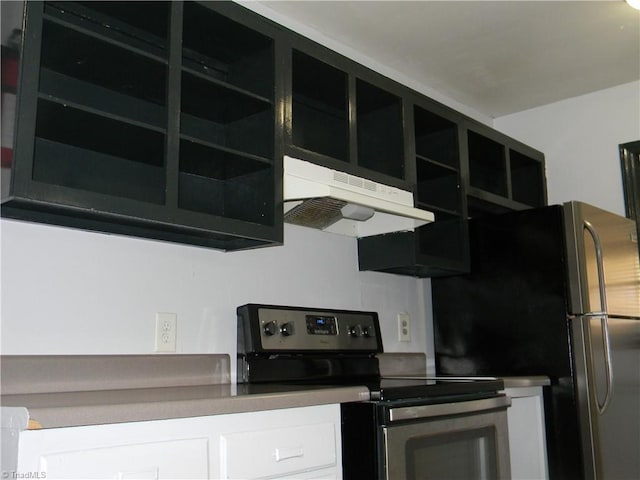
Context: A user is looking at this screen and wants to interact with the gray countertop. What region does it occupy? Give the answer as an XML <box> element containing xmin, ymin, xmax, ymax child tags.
<box><xmin>0</xmin><ymin>354</ymin><xmax>370</xmax><ymax>429</ymax></box>
<box><xmin>0</xmin><ymin>383</ymin><xmax>370</xmax><ymax>429</ymax></box>
<box><xmin>0</xmin><ymin>354</ymin><xmax>548</xmax><ymax>430</ymax></box>
<box><xmin>501</xmin><ymin>376</ymin><xmax>551</xmax><ymax>388</ymax></box>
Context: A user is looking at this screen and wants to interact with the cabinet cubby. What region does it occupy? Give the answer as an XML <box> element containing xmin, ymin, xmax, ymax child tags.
<box><xmin>33</xmin><ymin>137</ymin><xmax>165</xmax><ymax>205</ymax></box>
<box><xmin>467</xmin><ymin>130</ymin><xmax>507</xmax><ymax>197</ymax></box>
<box><xmin>39</xmin><ymin>69</ymin><xmax>167</xmax><ymax>130</ymax></box>
<box><xmin>33</xmin><ymin>97</ymin><xmax>165</xmax><ymax>204</ymax></box>
<box><xmin>40</xmin><ymin>18</ymin><xmax>167</xmax><ymax>106</ymax></box>
<box><xmin>181</xmin><ymin>1</ymin><xmax>273</xmax><ymax>99</ymax></box>
<box><xmin>356</xmin><ymin>79</ymin><xmax>404</xmax><ymax>179</ymax></box>
<box><xmin>414</xmin><ymin>106</ymin><xmax>461</xmax><ymax>215</ymax></box>
<box><xmin>179</xmin><ymin>1</ymin><xmax>275</xmax><ymax>230</ymax></box>
<box><xmin>178</xmin><ymin>137</ymin><xmax>273</xmax><ymax>224</ymax></box>
<box><xmin>291</xmin><ymin>50</ymin><xmax>348</xmax><ymax>162</ymax></box>
<box><xmin>510</xmin><ymin>149</ymin><xmax>545</xmax><ymax>206</ymax></box>
<box><xmin>416</xmin><ymin>162</ymin><xmax>460</xmax><ymax>214</ymax></box>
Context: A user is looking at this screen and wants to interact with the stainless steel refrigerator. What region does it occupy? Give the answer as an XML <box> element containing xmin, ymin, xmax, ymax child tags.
<box><xmin>432</xmin><ymin>201</ymin><xmax>640</xmax><ymax>480</ymax></box>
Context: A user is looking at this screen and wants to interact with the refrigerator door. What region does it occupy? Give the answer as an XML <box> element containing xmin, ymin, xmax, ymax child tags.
<box><xmin>572</xmin><ymin>315</ymin><xmax>640</xmax><ymax>480</ymax></box>
<box><xmin>564</xmin><ymin>201</ymin><xmax>640</xmax><ymax>318</ymax></box>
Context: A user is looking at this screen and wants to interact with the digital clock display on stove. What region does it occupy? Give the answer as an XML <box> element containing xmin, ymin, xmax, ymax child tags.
<box><xmin>306</xmin><ymin>315</ymin><xmax>338</xmax><ymax>335</ymax></box>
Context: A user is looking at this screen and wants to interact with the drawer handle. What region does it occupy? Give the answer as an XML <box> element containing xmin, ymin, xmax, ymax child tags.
<box><xmin>274</xmin><ymin>446</ymin><xmax>304</xmax><ymax>462</ymax></box>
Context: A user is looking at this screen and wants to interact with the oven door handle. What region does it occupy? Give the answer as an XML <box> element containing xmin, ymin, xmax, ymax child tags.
<box><xmin>388</xmin><ymin>395</ymin><xmax>511</xmax><ymax>422</ymax></box>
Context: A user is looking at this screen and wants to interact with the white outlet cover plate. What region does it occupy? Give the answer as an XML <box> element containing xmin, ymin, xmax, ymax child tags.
<box><xmin>397</xmin><ymin>313</ymin><xmax>411</xmax><ymax>342</ymax></box>
<box><xmin>155</xmin><ymin>312</ymin><xmax>177</xmax><ymax>352</ymax></box>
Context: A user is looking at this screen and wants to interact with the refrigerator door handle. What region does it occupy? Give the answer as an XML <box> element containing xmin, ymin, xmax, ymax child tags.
<box><xmin>583</xmin><ymin>220</ymin><xmax>614</xmax><ymax>414</ymax></box>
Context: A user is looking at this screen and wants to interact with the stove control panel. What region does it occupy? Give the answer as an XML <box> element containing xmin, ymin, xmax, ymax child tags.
<box><xmin>237</xmin><ymin>304</ymin><xmax>383</xmax><ymax>353</ymax></box>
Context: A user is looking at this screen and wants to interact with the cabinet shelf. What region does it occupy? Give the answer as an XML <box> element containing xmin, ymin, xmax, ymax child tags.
<box><xmin>179</xmin><ymin>137</ymin><xmax>272</xmax><ymax>179</ymax></box>
<box><xmin>181</xmin><ymin>69</ymin><xmax>272</xmax><ymax>124</ymax></box>
<box><xmin>44</xmin><ymin>3</ymin><xmax>168</xmax><ymax>63</ymax></box>
<box><xmin>35</xmin><ymin>99</ymin><xmax>165</xmax><ymax>167</ymax></box>
<box><xmin>416</xmin><ymin>154</ymin><xmax>458</xmax><ymax>172</ymax></box>
<box><xmin>40</xmin><ymin>18</ymin><xmax>167</xmax><ymax>106</ymax></box>
<box><xmin>39</xmin><ymin>69</ymin><xmax>167</xmax><ymax>132</ymax></box>
<box><xmin>416</xmin><ymin>201</ymin><xmax>460</xmax><ymax>219</ymax></box>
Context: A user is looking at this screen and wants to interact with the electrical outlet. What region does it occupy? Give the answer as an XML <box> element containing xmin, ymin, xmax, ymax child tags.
<box><xmin>155</xmin><ymin>312</ymin><xmax>177</xmax><ymax>352</ymax></box>
<box><xmin>397</xmin><ymin>313</ymin><xmax>411</xmax><ymax>342</ymax></box>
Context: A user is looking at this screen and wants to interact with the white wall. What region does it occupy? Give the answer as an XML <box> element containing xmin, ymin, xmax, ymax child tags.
<box><xmin>0</xmin><ymin>219</ymin><xmax>430</xmax><ymax>368</ymax></box>
<box><xmin>494</xmin><ymin>81</ymin><xmax>640</xmax><ymax>216</ymax></box>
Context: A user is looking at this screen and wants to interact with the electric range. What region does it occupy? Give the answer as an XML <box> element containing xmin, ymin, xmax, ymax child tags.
<box><xmin>236</xmin><ymin>304</ymin><xmax>511</xmax><ymax>479</ymax></box>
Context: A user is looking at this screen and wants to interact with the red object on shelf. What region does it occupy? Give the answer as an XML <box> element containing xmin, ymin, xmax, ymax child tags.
<box><xmin>1</xmin><ymin>55</ymin><xmax>18</xmax><ymax>90</ymax></box>
<box><xmin>1</xmin><ymin>146</ymin><xmax>13</xmax><ymax>168</ymax></box>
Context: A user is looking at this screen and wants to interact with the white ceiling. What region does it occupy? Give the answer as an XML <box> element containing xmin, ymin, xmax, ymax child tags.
<box><xmin>257</xmin><ymin>0</ymin><xmax>640</xmax><ymax>118</ymax></box>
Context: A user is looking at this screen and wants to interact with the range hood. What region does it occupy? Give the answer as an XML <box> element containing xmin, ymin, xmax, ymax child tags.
<box><xmin>283</xmin><ymin>156</ymin><xmax>434</xmax><ymax>237</ymax></box>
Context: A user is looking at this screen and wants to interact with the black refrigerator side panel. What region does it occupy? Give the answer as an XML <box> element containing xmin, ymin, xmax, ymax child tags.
<box><xmin>433</xmin><ymin>206</ymin><xmax>571</xmax><ymax>376</ymax></box>
<box><xmin>432</xmin><ymin>205</ymin><xmax>584</xmax><ymax>479</ymax></box>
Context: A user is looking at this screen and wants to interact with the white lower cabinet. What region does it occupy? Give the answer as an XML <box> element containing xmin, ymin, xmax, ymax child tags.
<box><xmin>504</xmin><ymin>386</ymin><xmax>549</xmax><ymax>480</ymax></box>
<box><xmin>16</xmin><ymin>404</ymin><xmax>342</xmax><ymax>480</ymax></box>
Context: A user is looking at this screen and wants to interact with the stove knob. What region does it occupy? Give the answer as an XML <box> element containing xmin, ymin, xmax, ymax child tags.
<box><xmin>362</xmin><ymin>326</ymin><xmax>373</xmax><ymax>337</ymax></box>
<box><xmin>263</xmin><ymin>321</ymin><xmax>278</xmax><ymax>337</ymax></box>
<box><xmin>280</xmin><ymin>322</ymin><xmax>294</xmax><ymax>336</ymax></box>
<box><xmin>348</xmin><ymin>325</ymin><xmax>361</xmax><ymax>337</ymax></box>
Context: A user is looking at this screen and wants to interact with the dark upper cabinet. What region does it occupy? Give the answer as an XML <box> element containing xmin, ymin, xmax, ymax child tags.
<box><xmin>464</xmin><ymin>122</ymin><xmax>547</xmax><ymax>218</ymax></box>
<box><xmin>358</xmin><ymin>99</ymin><xmax>470</xmax><ymax>277</ymax></box>
<box><xmin>281</xmin><ymin>26</ymin><xmax>545</xmax><ymax>277</ymax></box>
<box><xmin>284</xmin><ymin>39</ymin><xmax>411</xmax><ymax>191</ymax></box>
<box><xmin>1</xmin><ymin>0</ymin><xmax>546</xmax><ymax>268</ymax></box>
<box><xmin>1</xmin><ymin>1</ymin><xmax>283</xmax><ymax>251</ymax></box>
<box><xmin>358</xmin><ymin>104</ymin><xmax>547</xmax><ymax>278</ymax></box>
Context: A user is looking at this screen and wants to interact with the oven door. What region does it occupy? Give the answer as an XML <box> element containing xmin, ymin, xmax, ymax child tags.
<box><xmin>383</xmin><ymin>395</ymin><xmax>511</xmax><ymax>480</ymax></box>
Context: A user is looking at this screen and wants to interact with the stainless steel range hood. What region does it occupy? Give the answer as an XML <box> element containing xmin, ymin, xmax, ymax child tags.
<box><xmin>283</xmin><ymin>156</ymin><xmax>434</xmax><ymax>237</ymax></box>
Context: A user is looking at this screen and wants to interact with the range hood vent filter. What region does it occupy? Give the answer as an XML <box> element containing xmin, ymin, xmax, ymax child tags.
<box><xmin>284</xmin><ymin>198</ymin><xmax>346</xmax><ymax>230</ymax></box>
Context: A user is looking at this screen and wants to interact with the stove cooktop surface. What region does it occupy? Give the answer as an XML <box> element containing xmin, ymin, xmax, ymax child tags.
<box><xmin>371</xmin><ymin>376</ymin><xmax>504</xmax><ymax>401</ymax></box>
<box><xmin>241</xmin><ymin>377</ymin><xmax>504</xmax><ymax>403</ymax></box>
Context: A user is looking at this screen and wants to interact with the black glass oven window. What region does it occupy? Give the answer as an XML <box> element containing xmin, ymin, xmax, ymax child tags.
<box><xmin>406</xmin><ymin>426</ymin><xmax>498</xmax><ymax>480</ymax></box>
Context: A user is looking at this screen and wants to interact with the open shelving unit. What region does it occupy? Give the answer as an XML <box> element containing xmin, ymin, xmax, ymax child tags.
<box><xmin>34</xmin><ymin>1</ymin><xmax>169</xmax><ymax>204</ymax></box>
<box><xmin>179</xmin><ymin>1</ymin><xmax>275</xmax><ymax>226</ymax></box>
<box><xmin>3</xmin><ymin>1</ymin><xmax>282</xmax><ymax>251</ymax></box>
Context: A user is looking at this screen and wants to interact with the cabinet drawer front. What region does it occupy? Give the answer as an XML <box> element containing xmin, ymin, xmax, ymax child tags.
<box><xmin>221</xmin><ymin>422</ymin><xmax>337</xmax><ymax>479</ymax></box>
<box><xmin>41</xmin><ymin>437</ymin><xmax>209</xmax><ymax>479</ymax></box>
